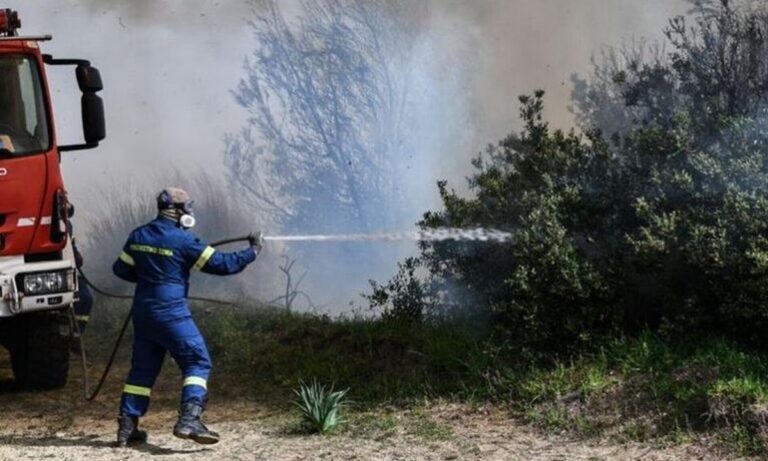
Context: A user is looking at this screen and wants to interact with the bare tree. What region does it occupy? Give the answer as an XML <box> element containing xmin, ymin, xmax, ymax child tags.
<box><xmin>267</xmin><ymin>255</ymin><xmax>315</xmax><ymax>311</ymax></box>
<box><xmin>225</xmin><ymin>0</ymin><xmax>425</xmax><ymax>234</ymax></box>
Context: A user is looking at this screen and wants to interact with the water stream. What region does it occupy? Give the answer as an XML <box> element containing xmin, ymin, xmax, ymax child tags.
<box><xmin>263</xmin><ymin>228</ymin><xmax>513</xmax><ymax>243</ymax></box>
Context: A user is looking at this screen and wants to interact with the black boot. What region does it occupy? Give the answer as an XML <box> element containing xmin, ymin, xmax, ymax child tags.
<box><xmin>172</xmin><ymin>402</ymin><xmax>220</xmax><ymax>444</ymax></box>
<box><xmin>116</xmin><ymin>415</ymin><xmax>148</xmax><ymax>447</ymax></box>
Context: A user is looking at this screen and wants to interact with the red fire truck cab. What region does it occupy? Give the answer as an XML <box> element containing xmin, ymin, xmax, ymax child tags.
<box><xmin>0</xmin><ymin>9</ymin><xmax>105</xmax><ymax>388</ymax></box>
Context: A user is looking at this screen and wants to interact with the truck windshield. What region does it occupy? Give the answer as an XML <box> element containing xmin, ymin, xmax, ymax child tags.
<box><xmin>0</xmin><ymin>55</ymin><xmax>50</xmax><ymax>156</ymax></box>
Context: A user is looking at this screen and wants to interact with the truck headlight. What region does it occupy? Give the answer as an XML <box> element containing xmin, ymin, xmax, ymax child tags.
<box><xmin>22</xmin><ymin>270</ymin><xmax>73</xmax><ymax>295</ymax></box>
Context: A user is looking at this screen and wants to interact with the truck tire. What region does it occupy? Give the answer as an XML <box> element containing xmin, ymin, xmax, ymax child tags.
<box><xmin>10</xmin><ymin>313</ymin><xmax>70</xmax><ymax>389</ymax></box>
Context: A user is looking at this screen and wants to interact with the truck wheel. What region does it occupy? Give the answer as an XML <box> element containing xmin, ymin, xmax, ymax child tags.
<box><xmin>10</xmin><ymin>313</ymin><xmax>70</xmax><ymax>389</ymax></box>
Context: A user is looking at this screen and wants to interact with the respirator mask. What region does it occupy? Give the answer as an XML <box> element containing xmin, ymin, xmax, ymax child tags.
<box><xmin>177</xmin><ymin>201</ymin><xmax>196</xmax><ymax>230</ymax></box>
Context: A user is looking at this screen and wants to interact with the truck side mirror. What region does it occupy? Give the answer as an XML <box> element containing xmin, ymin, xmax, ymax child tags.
<box><xmin>76</xmin><ymin>65</ymin><xmax>103</xmax><ymax>92</ymax></box>
<box><xmin>82</xmin><ymin>92</ymin><xmax>105</xmax><ymax>143</ymax></box>
<box><xmin>43</xmin><ymin>55</ymin><xmax>106</xmax><ymax>152</ymax></box>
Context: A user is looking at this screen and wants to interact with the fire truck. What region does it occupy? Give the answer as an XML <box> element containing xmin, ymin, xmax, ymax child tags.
<box><xmin>0</xmin><ymin>9</ymin><xmax>105</xmax><ymax>388</ymax></box>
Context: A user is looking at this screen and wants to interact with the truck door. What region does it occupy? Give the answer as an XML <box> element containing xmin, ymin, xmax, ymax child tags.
<box><xmin>0</xmin><ymin>54</ymin><xmax>52</xmax><ymax>255</ymax></box>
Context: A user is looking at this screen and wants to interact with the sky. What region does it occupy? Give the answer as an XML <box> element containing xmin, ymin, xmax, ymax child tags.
<box><xmin>3</xmin><ymin>0</ymin><xmax>691</xmax><ymax>308</ymax></box>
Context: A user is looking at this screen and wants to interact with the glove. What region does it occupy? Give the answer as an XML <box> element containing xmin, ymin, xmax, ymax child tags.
<box><xmin>248</xmin><ymin>232</ymin><xmax>264</xmax><ymax>253</ymax></box>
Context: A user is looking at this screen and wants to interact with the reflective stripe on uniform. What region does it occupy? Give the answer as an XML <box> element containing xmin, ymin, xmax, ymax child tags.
<box><xmin>193</xmin><ymin>246</ymin><xmax>215</xmax><ymax>271</ymax></box>
<box><xmin>123</xmin><ymin>384</ymin><xmax>152</xmax><ymax>397</ymax></box>
<box><xmin>75</xmin><ymin>315</ymin><xmax>90</xmax><ymax>322</ymax></box>
<box><xmin>183</xmin><ymin>376</ymin><xmax>207</xmax><ymax>389</ymax></box>
<box><xmin>129</xmin><ymin>244</ymin><xmax>174</xmax><ymax>257</ymax></box>
<box><xmin>119</xmin><ymin>251</ymin><xmax>135</xmax><ymax>266</ymax></box>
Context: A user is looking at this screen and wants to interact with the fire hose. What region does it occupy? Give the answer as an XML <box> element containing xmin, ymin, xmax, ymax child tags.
<box><xmin>69</xmin><ymin>236</ymin><xmax>256</xmax><ymax>401</ymax></box>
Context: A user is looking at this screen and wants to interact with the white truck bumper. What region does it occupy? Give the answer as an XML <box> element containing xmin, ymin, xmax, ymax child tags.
<box><xmin>0</xmin><ymin>255</ymin><xmax>76</xmax><ymax>318</ymax></box>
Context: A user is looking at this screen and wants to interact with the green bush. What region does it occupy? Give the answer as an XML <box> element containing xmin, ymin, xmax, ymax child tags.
<box><xmin>371</xmin><ymin>0</ymin><xmax>768</xmax><ymax>354</ymax></box>
<box><xmin>412</xmin><ymin>91</ymin><xmax>618</xmax><ymax>354</ymax></box>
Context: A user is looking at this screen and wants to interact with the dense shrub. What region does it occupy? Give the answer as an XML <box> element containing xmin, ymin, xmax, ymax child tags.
<box><xmin>415</xmin><ymin>92</ymin><xmax>618</xmax><ymax>354</ymax></box>
<box><xmin>372</xmin><ymin>0</ymin><xmax>768</xmax><ymax>353</ymax></box>
<box><xmin>571</xmin><ymin>0</ymin><xmax>768</xmax><ymax>344</ymax></box>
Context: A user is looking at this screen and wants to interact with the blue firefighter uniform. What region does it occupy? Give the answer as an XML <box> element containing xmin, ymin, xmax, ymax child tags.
<box><xmin>112</xmin><ymin>216</ymin><xmax>255</xmax><ymax>417</ymax></box>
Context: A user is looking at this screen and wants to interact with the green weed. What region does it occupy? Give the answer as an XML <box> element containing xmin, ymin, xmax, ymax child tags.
<box><xmin>293</xmin><ymin>379</ymin><xmax>349</xmax><ymax>434</ymax></box>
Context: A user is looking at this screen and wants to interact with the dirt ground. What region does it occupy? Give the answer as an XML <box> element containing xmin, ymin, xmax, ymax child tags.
<box><xmin>0</xmin><ymin>355</ymin><xmax>749</xmax><ymax>461</ymax></box>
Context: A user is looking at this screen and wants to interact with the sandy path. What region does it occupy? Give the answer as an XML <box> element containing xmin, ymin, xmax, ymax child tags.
<box><xmin>0</xmin><ymin>400</ymin><xmax>734</xmax><ymax>461</ymax></box>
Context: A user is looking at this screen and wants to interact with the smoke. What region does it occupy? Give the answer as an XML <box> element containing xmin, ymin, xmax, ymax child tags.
<box><xmin>72</xmin><ymin>0</ymin><xmax>257</xmax><ymax>27</ymax></box>
<box><xmin>421</xmin><ymin>0</ymin><xmax>689</xmax><ymax>182</ymax></box>
<box><xmin>2</xmin><ymin>0</ymin><xmax>259</xmax><ymax>194</ymax></box>
<box><xmin>1</xmin><ymin>0</ymin><xmax>691</xmax><ymax>312</ymax></box>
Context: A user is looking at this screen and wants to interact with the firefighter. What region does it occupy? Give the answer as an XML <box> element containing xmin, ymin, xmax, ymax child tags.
<box><xmin>111</xmin><ymin>187</ymin><xmax>262</xmax><ymax>447</ymax></box>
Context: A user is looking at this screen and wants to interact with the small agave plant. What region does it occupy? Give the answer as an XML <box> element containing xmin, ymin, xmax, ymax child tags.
<box><xmin>293</xmin><ymin>379</ymin><xmax>349</xmax><ymax>434</ymax></box>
